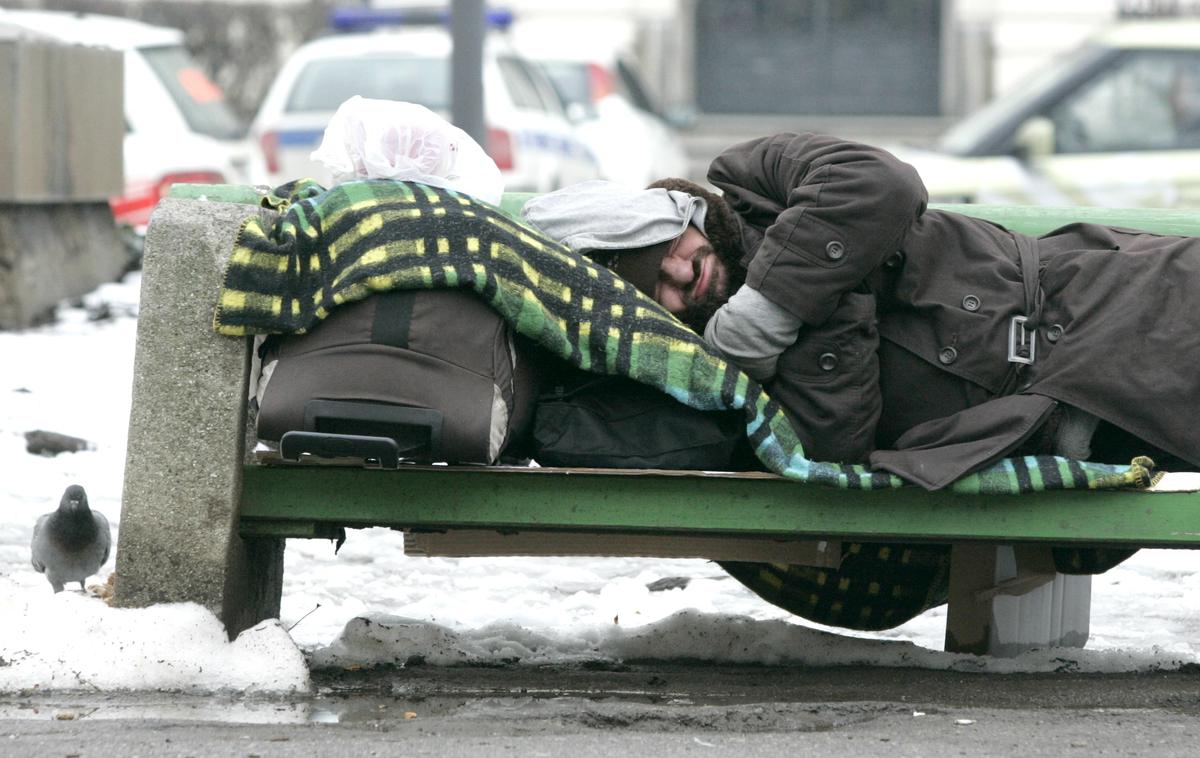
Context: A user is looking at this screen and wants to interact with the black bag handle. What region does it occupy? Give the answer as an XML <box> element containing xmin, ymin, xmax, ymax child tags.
<box><xmin>278</xmin><ymin>399</ymin><xmax>444</xmax><ymax>465</ymax></box>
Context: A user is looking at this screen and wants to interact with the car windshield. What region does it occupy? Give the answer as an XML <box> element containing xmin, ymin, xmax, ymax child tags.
<box><xmin>538</xmin><ymin>59</ymin><xmax>661</xmax><ymax>117</ymax></box>
<box><xmin>140</xmin><ymin>45</ymin><xmax>245</xmax><ymax>140</ymax></box>
<box><xmin>285</xmin><ymin>57</ymin><xmax>449</xmax><ymax>113</ymax></box>
<box><xmin>538</xmin><ymin>61</ymin><xmax>591</xmax><ymax>108</ymax></box>
<box><xmin>937</xmin><ymin>44</ymin><xmax>1107</xmax><ymax>156</ymax></box>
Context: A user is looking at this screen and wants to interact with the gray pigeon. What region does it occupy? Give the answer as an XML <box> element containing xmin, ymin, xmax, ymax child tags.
<box><xmin>30</xmin><ymin>485</ymin><xmax>111</xmax><ymax>593</ymax></box>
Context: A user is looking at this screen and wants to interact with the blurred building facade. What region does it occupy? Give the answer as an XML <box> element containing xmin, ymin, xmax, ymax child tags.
<box><xmin>492</xmin><ymin>0</ymin><xmax>1160</xmax><ymax>143</ymax></box>
<box><xmin>6</xmin><ymin>0</ymin><xmax>1196</xmax><ymax>164</ymax></box>
<box><xmin>478</xmin><ymin>0</ymin><xmax>1193</xmax><ymax>174</ymax></box>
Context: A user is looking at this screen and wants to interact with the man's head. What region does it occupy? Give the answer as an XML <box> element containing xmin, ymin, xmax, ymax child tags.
<box><xmin>521</xmin><ymin>178</ymin><xmax>745</xmax><ymax>330</ymax></box>
<box><xmin>642</xmin><ymin>178</ymin><xmax>745</xmax><ymax>329</ymax></box>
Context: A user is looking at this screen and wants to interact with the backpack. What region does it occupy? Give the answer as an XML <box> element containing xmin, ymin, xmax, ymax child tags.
<box><xmin>531</xmin><ymin>365</ymin><xmax>757</xmax><ymax>471</ymax></box>
<box><xmin>255</xmin><ymin>289</ymin><xmax>537</xmax><ymax>465</ymax></box>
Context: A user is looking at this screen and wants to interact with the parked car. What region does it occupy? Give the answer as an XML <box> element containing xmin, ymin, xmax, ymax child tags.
<box><xmin>0</xmin><ymin>10</ymin><xmax>266</xmax><ymax>232</ymax></box>
<box><xmin>251</xmin><ymin>15</ymin><xmax>600</xmax><ymax>193</ymax></box>
<box><xmin>520</xmin><ymin>39</ymin><xmax>690</xmax><ymax>188</ymax></box>
<box><xmin>894</xmin><ymin>19</ymin><xmax>1200</xmax><ymax>208</ymax></box>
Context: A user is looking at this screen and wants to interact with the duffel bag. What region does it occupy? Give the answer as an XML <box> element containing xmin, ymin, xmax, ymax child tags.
<box><xmin>256</xmin><ymin>289</ymin><xmax>536</xmax><ymax>465</ymax></box>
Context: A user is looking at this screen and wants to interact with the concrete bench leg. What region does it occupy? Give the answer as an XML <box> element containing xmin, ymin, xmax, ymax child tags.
<box><xmin>945</xmin><ymin>544</ymin><xmax>1091</xmax><ymax>656</ymax></box>
<box><xmin>114</xmin><ymin>198</ymin><xmax>284</xmax><ymax>638</ymax></box>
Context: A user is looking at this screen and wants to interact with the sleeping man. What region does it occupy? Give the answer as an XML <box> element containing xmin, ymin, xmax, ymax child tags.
<box><xmin>522</xmin><ymin>132</ymin><xmax>1200</xmax><ymax>490</ymax></box>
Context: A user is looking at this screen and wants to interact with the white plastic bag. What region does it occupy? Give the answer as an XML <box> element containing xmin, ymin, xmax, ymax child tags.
<box><xmin>310</xmin><ymin>96</ymin><xmax>504</xmax><ymax>205</ymax></box>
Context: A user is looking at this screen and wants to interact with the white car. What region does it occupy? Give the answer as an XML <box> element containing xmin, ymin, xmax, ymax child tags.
<box><xmin>0</xmin><ymin>10</ymin><xmax>266</xmax><ymax>231</ymax></box>
<box><xmin>251</xmin><ymin>23</ymin><xmax>600</xmax><ymax>193</ymax></box>
<box><xmin>522</xmin><ymin>40</ymin><xmax>689</xmax><ymax>189</ymax></box>
<box><xmin>894</xmin><ymin>19</ymin><xmax>1200</xmax><ymax>209</ymax></box>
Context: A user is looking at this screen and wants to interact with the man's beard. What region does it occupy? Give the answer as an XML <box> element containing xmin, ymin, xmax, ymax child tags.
<box><xmin>677</xmin><ymin>295</ymin><xmax>726</xmax><ymax>332</ymax></box>
<box><xmin>675</xmin><ymin>251</ymin><xmax>746</xmax><ymax>333</ymax></box>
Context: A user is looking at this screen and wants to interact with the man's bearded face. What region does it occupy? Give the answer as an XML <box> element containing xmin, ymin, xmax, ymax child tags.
<box><xmin>653</xmin><ymin>225</ymin><xmax>736</xmax><ymax>331</ymax></box>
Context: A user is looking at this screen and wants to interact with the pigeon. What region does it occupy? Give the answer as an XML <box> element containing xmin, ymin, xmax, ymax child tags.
<box><xmin>30</xmin><ymin>485</ymin><xmax>111</xmax><ymax>593</ymax></box>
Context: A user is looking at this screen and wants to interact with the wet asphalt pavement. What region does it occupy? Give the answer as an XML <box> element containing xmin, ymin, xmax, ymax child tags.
<box><xmin>2</xmin><ymin>663</ymin><xmax>1199</xmax><ymax>756</ymax></box>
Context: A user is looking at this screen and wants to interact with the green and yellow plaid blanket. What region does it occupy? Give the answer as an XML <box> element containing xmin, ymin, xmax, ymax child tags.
<box><xmin>214</xmin><ymin>179</ymin><xmax>1150</xmax><ymax>494</ymax></box>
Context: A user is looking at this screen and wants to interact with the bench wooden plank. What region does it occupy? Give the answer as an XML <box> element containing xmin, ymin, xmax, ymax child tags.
<box><xmin>500</xmin><ymin>191</ymin><xmax>1200</xmax><ymax>237</ymax></box>
<box><xmin>172</xmin><ymin>184</ymin><xmax>1200</xmax><ymax>238</ymax></box>
<box><xmin>238</xmin><ymin>464</ymin><xmax>1200</xmax><ymax>548</ymax></box>
<box><xmin>400</xmin><ymin>530</ymin><xmax>841</xmax><ymax>565</ymax></box>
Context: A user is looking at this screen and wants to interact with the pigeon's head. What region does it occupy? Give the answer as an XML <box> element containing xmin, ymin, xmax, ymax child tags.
<box><xmin>59</xmin><ymin>484</ymin><xmax>89</xmax><ymax>514</ymax></box>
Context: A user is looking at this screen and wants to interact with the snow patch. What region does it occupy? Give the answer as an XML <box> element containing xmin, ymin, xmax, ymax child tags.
<box><xmin>309</xmin><ymin>608</ymin><xmax>1198</xmax><ymax>675</ymax></box>
<box><xmin>0</xmin><ymin>594</ymin><xmax>309</xmax><ymax>694</ymax></box>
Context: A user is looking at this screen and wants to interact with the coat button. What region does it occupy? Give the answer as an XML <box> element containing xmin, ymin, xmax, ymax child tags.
<box><xmin>961</xmin><ymin>294</ymin><xmax>981</xmax><ymax>311</ymax></box>
<box><xmin>1046</xmin><ymin>324</ymin><xmax>1064</xmax><ymax>342</ymax></box>
<box><xmin>825</xmin><ymin>240</ymin><xmax>846</xmax><ymax>261</ymax></box>
<box><xmin>938</xmin><ymin>346</ymin><xmax>958</xmax><ymax>365</ymax></box>
<box><xmin>818</xmin><ymin>352</ymin><xmax>838</xmax><ymax>371</ymax></box>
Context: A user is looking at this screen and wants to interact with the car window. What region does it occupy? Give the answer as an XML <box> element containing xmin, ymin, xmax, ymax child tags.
<box><xmin>1047</xmin><ymin>51</ymin><xmax>1200</xmax><ymax>153</ymax></box>
<box><xmin>497</xmin><ymin>55</ymin><xmax>552</xmax><ymax>112</ymax></box>
<box><xmin>1173</xmin><ymin>57</ymin><xmax>1200</xmax><ymax>148</ymax></box>
<box><xmin>140</xmin><ymin>45</ymin><xmax>244</xmax><ymax>140</ymax></box>
<box><xmin>522</xmin><ymin>59</ymin><xmax>569</xmax><ymax>117</ymax></box>
<box><xmin>937</xmin><ymin>45</ymin><xmax>1107</xmax><ymax>156</ymax></box>
<box><xmin>538</xmin><ymin>61</ymin><xmax>593</xmax><ymax>110</ymax></box>
<box><xmin>285</xmin><ymin>57</ymin><xmax>449</xmax><ymax>113</ymax></box>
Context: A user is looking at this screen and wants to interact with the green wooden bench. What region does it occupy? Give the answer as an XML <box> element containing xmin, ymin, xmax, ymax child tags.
<box><xmin>111</xmin><ymin>184</ymin><xmax>1200</xmax><ymax>657</ymax></box>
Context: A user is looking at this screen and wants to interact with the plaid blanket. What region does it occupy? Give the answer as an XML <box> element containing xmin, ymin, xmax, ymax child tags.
<box><xmin>214</xmin><ymin>179</ymin><xmax>1152</xmax><ymax>494</ymax></box>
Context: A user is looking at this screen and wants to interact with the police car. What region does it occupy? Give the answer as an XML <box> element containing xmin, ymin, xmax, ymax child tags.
<box><xmin>895</xmin><ymin>19</ymin><xmax>1200</xmax><ymax>208</ymax></box>
<box><xmin>0</xmin><ymin>10</ymin><xmax>266</xmax><ymax>231</ymax></box>
<box><xmin>515</xmin><ymin>33</ymin><xmax>690</xmax><ymax>189</ymax></box>
<box><xmin>250</xmin><ymin>10</ymin><xmax>601</xmax><ymax>192</ymax></box>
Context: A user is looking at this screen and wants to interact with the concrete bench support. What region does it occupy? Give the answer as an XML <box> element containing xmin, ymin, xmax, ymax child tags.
<box><xmin>114</xmin><ymin>198</ymin><xmax>282</xmax><ymax>638</ymax></box>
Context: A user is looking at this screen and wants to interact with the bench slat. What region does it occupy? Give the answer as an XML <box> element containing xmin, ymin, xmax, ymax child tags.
<box><xmin>239</xmin><ymin>465</ymin><xmax>1200</xmax><ymax>548</ymax></box>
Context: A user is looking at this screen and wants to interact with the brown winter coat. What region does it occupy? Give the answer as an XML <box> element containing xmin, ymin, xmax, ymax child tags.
<box><xmin>708</xmin><ymin>132</ymin><xmax>1200</xmax><ymax>488</ymax></box>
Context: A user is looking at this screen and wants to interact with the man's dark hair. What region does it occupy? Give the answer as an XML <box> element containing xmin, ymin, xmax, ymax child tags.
<box><xmin>646</xmin><ymin>178</ymin><xmax>746</xmax><ymax>274</ymax></box>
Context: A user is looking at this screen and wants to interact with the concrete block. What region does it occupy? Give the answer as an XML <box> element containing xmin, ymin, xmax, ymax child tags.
<box><xmin>114</xmin><ymin>197</ymin><xmax>284</xmax><ymax>638</ymax></box>
<box><xmin>0</xmin><ymin>33</ymin><xmax>123</xmax><ymax>202</ymax></box>
<box><xmin>0</xmin><ymin>201</ymin><xmax>127</xmax><ymax>329</ymax></box>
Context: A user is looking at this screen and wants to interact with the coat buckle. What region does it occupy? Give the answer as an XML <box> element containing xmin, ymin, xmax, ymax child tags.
<box><xmin>1007</xmin><ymin>316</ymin><xmax>1036</xmax><ymax>365</ymax></box>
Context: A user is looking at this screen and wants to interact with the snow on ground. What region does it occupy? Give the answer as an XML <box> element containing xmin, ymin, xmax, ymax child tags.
<box><xmin>0</xmin><ymin>594</ymin><xmax>307</xmax><ymax>693</ymax></box>
<box><xmin>0</xmin><ymin>272</ymin><xmax>1197</xmax><ymax>694</ymax></box>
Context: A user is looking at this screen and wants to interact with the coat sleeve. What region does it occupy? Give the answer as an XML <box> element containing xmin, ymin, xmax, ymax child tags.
<box><xmin>707</xmin><ymin>132</ymin><xmax>927</xmax><ymax>325</ymax></box>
